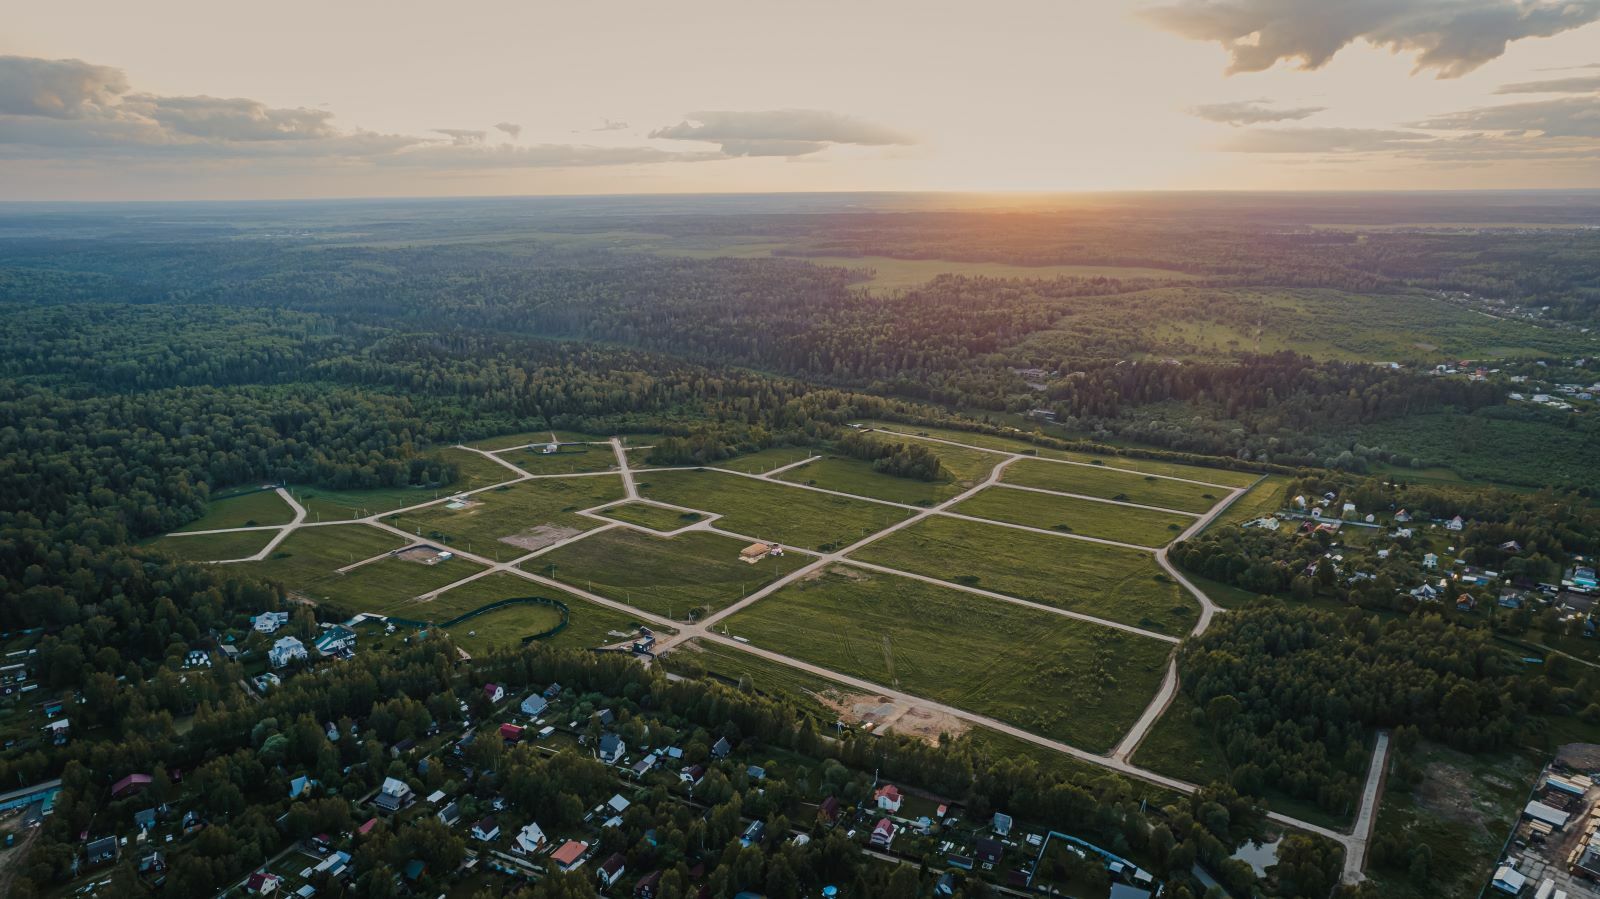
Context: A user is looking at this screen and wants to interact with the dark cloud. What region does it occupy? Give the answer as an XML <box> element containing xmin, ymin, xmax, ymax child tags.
<box><xmin>1221</xmin><ymin>127</ymin><xmax>1431</xmax><ymax>153</ymax></box>
<box><xmin>0</xmin><ymin>55</ymin><xmax>127</xmax><ymax>118</ymax></box>
<box><xmin>1495</xmin><ymin>75</ymin><xmax>1600</xmax><ymax>93</ymax></box>
<box><xmin>1411</xmin><ymin>95</ymin><xmax>1600</xmax><ymax>136</ymax></box>
<box><xmin>1191</xmin><ymin>98</ymin><xmax>1326</xmax><ymax>125</ymax></box>
<box><xmin>493</xmin><ymin>122</ymin><xmax>521</xmax><ymax>138</ymax></box>
<box><xmin>130</xmin><ymin>95</ymin><xmax>338</xmax><ymax>141</ymax></box>
<box><xmin>650</xmin><ymin>109</ymin><xmax>913</xmax><ymax>156</ymax></box>
<box><xmin>1141</xmin><ymin>0</ymin><xmax>1600</xmax><ymax>78</ymax></box>
<box><xmin>431</xmin><ymin>128</ymin><xmax>487</xmax><ymax>145</ymax></box>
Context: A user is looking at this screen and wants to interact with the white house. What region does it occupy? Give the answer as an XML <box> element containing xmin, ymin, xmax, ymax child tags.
<box><xmin>471</xmin><ymin>817</ymin><xmax>500</xmax><ymax>842</ymax></box>
<box><xmin>483</xmin><ymin>683</ymin><xmax>505</xmax><ymax>704</ymax></box>
<box><xmin>253</xmin><ymin>611</ymin><xmax>290</xmax><ymax>634</ymax></box>
<box><xmin>268</xmin><ymin>636</ymin><xmax>308</xmax><ymax>669</ymax></box>
<box><xmin>874</xmin><ymin>784</ymin><xmax>903</xmax><ymax>813</ymax></box>
<box><xmin>514</xmin><ymin>822</ymin><xmax>547</xmax><ymax>855</ymax></box>
<box><xmin>374</xmin><ymin>776</ymin><xmax>414</xmax><ymax>814</ymax></box>
<box><xmin>1342</xmin><ymin>502</ymin><xmax>1357</xmax><ymax>517</ymax></box>
<box><xmin>315</xmin><ymin>626</ymin><xmax>357</xmax><ymax>656</ymax></box>
<box><xmin>1423</xmin><ymin>553</ymin><xmax>1439</xmax><ymax>569</ymax></box>
<box><xmin>1447</xmin><ymin>516</ymin><xmax>1465</xmax><ymax>531</ymax></box>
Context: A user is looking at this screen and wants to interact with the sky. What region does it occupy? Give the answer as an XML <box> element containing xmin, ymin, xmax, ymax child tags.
<box><xmin>3</xmin><ymin>0</ymin><xmax>1600</xmax><ymax>200</ymax></box>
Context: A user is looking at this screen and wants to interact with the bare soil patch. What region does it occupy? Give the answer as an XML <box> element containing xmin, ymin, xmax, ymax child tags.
<box><xmin>499</xmin><ymin>524</ymin><xmax>582</xmax><ymax>552</ymax></box>
<box><xmin>396</xmin><ymin>544</ymin><xmax>449</xmax><ymax>564</ymax></box>
<box><xmin>819</xmin><ymin>690</ymin><xmax>969</xmax><ymax>744</ymax></box>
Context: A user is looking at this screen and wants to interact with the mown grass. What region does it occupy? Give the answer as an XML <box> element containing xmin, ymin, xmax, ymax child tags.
<box><xmin>860</xmin><ymin>420</ymin><xmax>1257</xmax><ymax>485</ymax></box>
<box><xmin>637</xmin><ymin>469</ymin><xmax>912</xmax><ymax>551</ymax></box>
<box><xmin>952</xmin><ymin>486</ymin><xmax>1192</xmax><ymax>547</ymax></box>
<box><xmin>710</xmin><ymin>447</ymin><xmax>821</xmax><ymax>474</ymax></box>
<box><xmin>1002</xmin><ymin>458</ymin><xmax>1224</xmax><ymax>513</ymax></box>
<box><xmin>533</xmin><ymin>528</ymin><xmax>809</xmax><ymax>621</ymax></box>
<box><xmin>174</xmin><ymin>489</ymin><xmax>295</xmax><ymax>532</ymax></box>
<box><xmin>721</xmin><ymin>565</ymin><xmax>1172</xmax><ymax>752</ymax></box>
<box><xmin>416</xmin><ymin>572</ymin><xmax>664</xmax><ymax>655</ymax></box>
<box><xmin>337</xmin><ymin>556</ymin><xmax>488</xmax><ymax>613</ymax></box>
<box><xmin>599</xmin><ymin>502</ymin><xmax>701</xmax><ymax>532</ymax></box>
<box><xmin>150</xmin><ymin>529</ymin><xmax>276</xmax><ymax>562</ymax></box>
<box><xmin>495</xmin><ymin>443</ymin><xmax>617</xmax><ymax>474</ymax></box>
<box><xmin>466</xmin><ymin>429</ymin><xmax>559</xmax><ymax>451</ymax></box>
<box><xmin>236</xmin><ymin>525</ymin><xmax>407</xmax><ymax>600</ymax></box>
<box><xmin>295</xmin><ymin>484</ymin><xmax>451</xmax><ymax>521</ymax></box>
<box><xmin>661</xmin><ymin>638</ymin><xmax>848</xmax><ymax>723</ymax></box>
<box><xmin>775</xmin><ymin>443</ymin><xmax>998</xmax><ymax>505</ymax></box>
<box><xmin>438</xmin><ymin>447</ymin><xmax>523</xmax><ymax>490</ymax></box>
<box><xmin>1208</xmin><ymin>474</ymin><xmax>1287</xmax><ymax>530</ymax></box>
<box><xmin>851</xmin><ymin>516</ymin><xmax>1195</xmax><ymax>633</ymax></box>
<box><xmin>387</xmin><ymin>476</ymin><xmax>625</xmax><ymax>555</ymax></box>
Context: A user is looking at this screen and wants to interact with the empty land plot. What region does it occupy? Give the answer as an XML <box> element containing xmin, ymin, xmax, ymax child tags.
<box><xmin>721</xmin><ymin>566</ymin><xmax>1171</xmax><ymax>752</ymax></box>
<box><xmin>952</xmin><ymin>487</ymin><xmax>1192</xmax><ymax>547</ymax></box>
<box><xmin>416</xmin><ymin>573</ymin><xmax>663</xmax><ymax>655</ymax></box>
<box><xmin>709</xmin><ymin>447</ymin><xmax>820</xmax><ymax>474</ymax></box>
<box><xmin>388</xmin><ymin>477</ymin><xmax>625</xmax><ymax>553</ymax></box>
<box><xmin>1210</xmin><ymin>474</ymin><xmax>1288</xmax><ymax>530</ymax></box>
<box><xmin>776</xmin><ymin>443</ymin><xmax>998</xmax><ymax>505</ymax></box>
<box><xmin>662</xmin><ymin>638</ymin><xmax>848</xmax><ymax>722</ymax></box>
<box><xmin>637</xmin><ymin>469</ymin><xmax>912</xmax><ymax>551</ymax></box>
<box><xmin>150</xmin><ymin>530</ymin><xmax>276</xmax><ymax>562</ymax></box>
<box><xmin>296</xmin><ymin>484</ymin><xmax>446</xmax><ymax>521</ymax></box>
<box><xmin>533</xmin><ymin>529</ymin><xmax>810</xmax><ymax>621</ymax></box>
<box><xmin>1128</xmin><ymin>691</ymin><xmax>1230</xmax><ymax>786</ymax></box>
<box><xmin>851</xmin><ymin>516</ymin><xmax>1195</xmax><ymax>633</ymax></box>
<box><xmin>175</xmin><ymin>490</ymin><xmax>295</xmax><ymax>532</ymax></box>
<box><xmin>1002</xmin><ymin>458</ymin><xmax>1224</xmax><ymax>513</ymax></box>
<box><xmin>335</xmin><ymin>556</ymin><xmax>488</xmax><ymax>614</ymax></box>
<box><xmin>599</xmin><ymin>502</ymin><xmax>702</xmax><ymax>532</ymax></box>
<box><xmin>861</xmin><ymin>420</ymin><xmax>1253</xmax><ymax>486</ymax></box>
<box><xmin>438</xmin><ymin>447</ymin><xmax>523</xmax><ymax>490</ymax></box>
<box><xmin>496</xmin><ymin>443</ymin><xmax>617</xmax><ymax>474</ymax></box>
<box><xmin>467</xmin><ymin>430</ymin><xmax>558</xmax><ymax>452</ymax></box>
<box><xmin>238</xmin><ymin>525</ymin><xmax>407</xmax><ymax>600</ymax></box>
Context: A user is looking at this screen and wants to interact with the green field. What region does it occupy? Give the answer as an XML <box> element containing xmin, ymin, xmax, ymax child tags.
<box><xmin>418</xmin><ymin>572</ymin><xmax>662</xmax><ymax>655</ymax></box>
<box><xmin>438</xmin><ymin>447</ymin><xmax>523</xmax><ymax>490</ymax></box>
<box><xmin>952</xmin><ymin>486</ymin><xmax>1192</xmax><ymax>547</ymax></box>
<box><xmin>1208</xmin><ymin>474</ymin><xmax>1286</xmax><ymax>530</ymax></box>
<box><xmin>495</xmin><ymin>443</ymin><xmax>617</xmax><ymax>474</ymax></box>
<box><xmin>637</xmin><ymin>469</ymin><xmax>912</xmax><ymax>550</ymax></box>
<box><xmin>599</xmin><ymin>502</ymin><xmax>702</xmax><ymax>532</ymax></box>
<box><xmin>862</xmin><ymin>420</ymin><xmax>1257</xmax><ymax>486</ymax></box>
<box><xmin>1360</xmin><ymin>410</ymin><xmax>1600</xmax><ymax>490</ymax></box>
<box><xmin>963</xmin><ymin>728</ymin><xmax>1180</xmax><ymax>805</ymax></box>
<box><xmin>386</xmin><ymin>476</ymin><xmax>625</xmax><ymax>555</ymax></box>
<box><xmin>721</xmin><ymin>566</ymin><xmax>1172</xmax><ymax>752</ymax></box>
<box><xmin>775</xmin><ymin>442</ymin><xmax>999</xmax><ymax>505</ymax></box>
<box><xmin>150</xmin><ymin>529</ymin><xmax>276</xmax><ymax>562</ymax></box>
<box><xmin>236</xmin><ymin>525</ymin><xmax>407</xmax><ymax>600</ymax></box>
<box><xmin>711</xmin><ymin>447</ymin><xmax>820</xmax><ymax>474</ymax></box>
<box><xmin>534</xmin><ymin>528</ymin><xmax>808</xmax><ymax>621</ymax></box>
<box><xmin>851</xmin><ymin>516</ymin><xmax>1194</xmax><ymax>633</ymax></box>
<box><xmin>174</xmin><ymin>490</ymin><xmax>295</xmax><ymax>532</ymax></box>
<box><xmin>295</xmin><ymin>484</ymin><xmax>451</xmax><ymax>521</ymax></box>
<box><xmin>794</xmin><ymin>255</ymin><xmax>1198</xmax><ymax>290</ymax></box>
<box><xmin>1002</xmin><ymin>458</ymin><xmax>1224</xmax><ymax>513</ymax></box>
<box><xmin>662</xmin><ymin>638</ymin><xmax>849</xmax><ymax>723</ymax></box>
<box><xmin>1129</xmin><ymin>692</ymin><xmax>1230</xmax><ymax>786</ymax></box>
<box><xmin>335</xmin><ymin>555</ymin><xmax>487</xmax><ymax>614</ymax></box>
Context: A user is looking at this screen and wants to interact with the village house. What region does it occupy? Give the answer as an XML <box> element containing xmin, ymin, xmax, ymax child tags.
<box><xmin>314</xmin><ymin>625</ymin><xmax>356</xmax><ymax>656</ymax></box>
<box><xmin>871</xmin><ymin>818</ymin><xmax>897</xmax><ymax>849</ymax></box>
<box><xmin>514</xmin><ymin>821</ymin><xmax>547</xmax><ymax>855</ymax></box>
<box><xmin>598</xmin><ymin>733</ymin><xmax>626</xmax><ymax>764</ymax></box>
<box><xmin>551</xmin><ymin>840</ymin><xmax>589</xmax><ymax>873</ymax></box>
<box><xmin>471</xmin><ymin>816</ymin><xmax>500</xmax><ymax>842</ymax></box>
<box><xmin>520</xmin><ymin>693</ymin><xmax>548</xmax><ymax>717</ymax></box>
<box><xmin>739</xmin><ymin>542</ymin><xmax>780</xmax><ymax>564</ymax></box>
<box><xmin>874</xmin><ymin>783</ymin><xmax>903</xmax><ymax>812</ymax></box>
<box><xmin>634</xmin><ymin>870</ymin><xmax>664</xmax><ymax>898</ymax></box>
<box><xmin>711</xmin><ymin>736</ymin><xmax>732</xmax><ymax>759</ymax></box>
<box><xmin>483</xmin><ymin>683</ymin><xmax>505</xmax><ymax>703</ymax></box>
<box><xmin>597</xmin><ymin>853</ymin><xmax>627</xmax><ymax>888</ymax></box>
<box><xmin>252</xmin><ymin>611</ymin><xmax>290</xmax><ymax>634</ymax></box>
<box><xmin>373</xmin><ymin>776</ymin><xmax>414</xmax><ymax>814</ymax></box>
<box><xmin>1423</xmin><ymin>553</ymin><xmax>1439</xmax><ymax>569</ymax></box>
<box><xmin>268</xmin><ymin>636</ymin><xmax>308</xmax><ymax>669</ymax></box>
<box><xmin>245</xmin><ymin>871</ymin><xmax>282</xmax><ymax>895</ymax></box>
<box><xmin>1447</xmin><ymin>515</ymin><xmax>1465</xmax><ymax>531</ymax></box>
<box><xmin>817</xmin><ymin>796</ymin><xmax>841</xmax><ymax>826</ymax></box>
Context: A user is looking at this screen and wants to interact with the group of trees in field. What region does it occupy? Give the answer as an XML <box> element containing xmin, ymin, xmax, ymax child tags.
<box><xmin>834</xmin><ymin>430</ymin><xmax>944</xmax><ymax>481</ymax></box>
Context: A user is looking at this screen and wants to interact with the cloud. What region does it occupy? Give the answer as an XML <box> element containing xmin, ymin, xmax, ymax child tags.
<box><xmin>432</xmin><ymin>128</ymin><xmax>486</xmax><ymax>145</ymax></box>
<box><xmin>0</xmin><ymin>55</ymin><xmax>128</xmax><ymax>118</ymax></box>
<box><xmin>1495</xmin><ymin>75</ymin><xmax>1600</xmax><ymax>93</ymax></box>
<box><xmin>1221</xmin><ymin>127</ymin><xmax>1431</xmax><ymax>152</ymax></box>
<box><xmin>594</xmin><ymin>119</ymin><xmax>629</xmax><ymax>132</ymax></box>
<box><xmin>1190</xmin><ymin>98</ymin><xmax>1326</xmax><ymax>125</ymax></box>
<box><xmin>0</xmin><ymin>54</ymin><xmax>736</xmax><ymax>174</ymax></box>
<box><xmin>1411</xmin><ymin>94</ymin><xmax>1600</xmax><ymax>136</ymax></box>
<box><xmin>650</xmin><ymin>109</ymin><xmax>913</xmax><ymax>156</ymax></box>
<box><xmin>1140</xmin><ymin>0</ymin><xmax>1600</xmax><ymax>78</ymax></box>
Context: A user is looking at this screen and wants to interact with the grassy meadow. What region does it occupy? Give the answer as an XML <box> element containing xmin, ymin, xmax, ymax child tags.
<box><xmin>951</xmin><ymin>486</ymin><xmax>1192</xmax><ymax>547</ymax></box>
<box><xmin>637</xmin><ymin>469</ymin><xmax>911</xmax><ymax>550</ymax></box>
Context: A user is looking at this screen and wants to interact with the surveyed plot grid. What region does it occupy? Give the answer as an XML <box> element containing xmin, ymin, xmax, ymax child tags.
<box><xmin>155</xmin><ymin>430</ymin><xmax>1386</xmax><ymax>879</ymax></box>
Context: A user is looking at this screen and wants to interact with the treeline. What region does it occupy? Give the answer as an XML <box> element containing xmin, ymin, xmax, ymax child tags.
<box><xmin>1178</xmin><ymin>605</ymin><xmax>1596</xmax><ymax>817</ymax></box>
<box><xmin>835</xmin><ymin>430</ymin><xmax>944</xmax><ymax>481</ymax></box>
